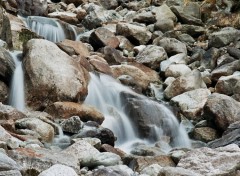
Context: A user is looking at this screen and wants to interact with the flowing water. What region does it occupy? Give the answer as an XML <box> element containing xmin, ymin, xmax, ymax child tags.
<box><xmin>9</xmin><ymin>51</ymin><xmax>25</xmax><ymax>112</ymax></box>
<box><xmin>52</xmin><ymin>123</ymin><xmax>71</xmax><ymax>149</ymax></box>
<box><xmin>85</xmin><ymin>72</ymin><xmax>191</xmax><ymax>152</ymax></box>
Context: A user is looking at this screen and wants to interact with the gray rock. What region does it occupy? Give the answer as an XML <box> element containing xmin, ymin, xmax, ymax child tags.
<box><xmin>193</xmin><ymin>127</ymin><xmax>218</xmax><ymax>143</ymax></box>
<box><xmin>177</xmin><ymin>144</ymin><xmax>240</xmax><ymax>176</ymax></box>
<box><xmin>177</xmin><ymin>33</ymin><xmax>195</xmax><ymax>44</ymax></box>
<box><xmin>208</xmin><ymin>27</ymin><xmax>240</xmax><ymax>48</ymax></box>
<box><xmin>0</xmin><ymin>6</ymin><xmax>12</xmax><ymax>48</ymax></box>
<box><xmin>0</xmin><ymin>103</ymin><xmax>26</xmax><ymax>121</ymax></box>
<box><xmin>16</xmin><ymin>0</ymin><xmax>48</xmax><ymax>16</ymax></box>
<box><xmin>47</xmin><ymin>12</ymin><xmax>78</xmax><ymax>25</ymax></box>
<box><xmin>116</xmin><ymin>22</ymin><xmax>152</xmax><ymax>45</ymax></box>
<box><xmin>92</xmin><ymin>165</ymin><xmax>134</xmax><ymax>176</ymax></box>
<box><xmin>165</xmin><ymin>64</ymin><xmax>191</xmax><ymax>78</ymax></box>
<box><xmin>0</xmin><ymin>81</ymin><xmax>8</xmax><ymax>104</ymax></box>
<box><xmin>158</xmin><ymin>166</ymin><xmax>202</xmax><ymax>176</ymax></box>
<box><xmin>99</xmin><ymin>0</ymin><xmax>118</xmax><ymax>10</ymax></box>
<box><xmin>153</xmin><ymin>4</ymin><xmax>177</xmax><ymax>23</ymax></box>
<box><xmin>154</xmin><ymin>19</ymin><xmax>174</xmax><ymax>33</ymax></box>
<box><xmin>170</xmin><ymin>88</ymin><xmax>211</xmax><ymax>120</ymax></box>
<box><xmin>140</xmin><ymin>164</ymin><xmax>162</xmax><ymax>176</ymax></box>
<box><xmin>61</xmin><ymin>116</ymin><xmax>82</xmax><ymax>134</ymax></box>
<box><xmin>0</xmin><ymin>152</ymin><xmax>21</xmax><ymax>171</ymax></box>
<box><xmin>135</xmin><ymin>45</ymin><xmax>168</xmax><ymax>70</ymax></box>
<box><xmin>203</xmin><ymin>93</ymin><xmax>240</xmax><ymax>131</ymax></box>
<box><xmin>103</xmin><ymin>46</ymin><xmax>127</xmax><ymax>65</ymax></box>
<box><xmin>164</xmin><ymin>70</ymin><xmax>207</xmax><ymax>100</ymax></box>
<box><xmin>0</xmin><ymin>170</ymin><xmax>22</xmax><ymax>176</ymax></box>
<box><xmin>227</xmin><ymin>47</ymin><xmax>240</xmax><ymax>59</ymax></box>
<box><xmin>23</xmin><ymin>39</ymin><xmax>89</xmax><ymax>110</ymax></box>
<box><xmin>38</xmin><ymin>164</ymin><xmax>78</xmax><ymax>176</ymax></box>
<box><xmin>178</xmin><ymin>24</ymin><xmax>205</xmax><ymax>37</ymax></box>
<box><xmin>90</xmin><ymin>152</ymin><xmax>121</xmax><ymax>167</ymax></box>
<box><xmin>133</xmin><ymin>11</ymin><xmax>156</xmax><ymax>24</ymax></box>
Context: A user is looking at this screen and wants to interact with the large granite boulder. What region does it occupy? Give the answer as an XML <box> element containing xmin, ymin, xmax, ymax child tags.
<box><xmin>23</xmin><ymin>39</ymin><xmax>89</xmax><ymax>110</ymax></box>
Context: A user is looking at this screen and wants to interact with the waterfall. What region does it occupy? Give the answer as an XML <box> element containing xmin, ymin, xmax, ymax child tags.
<box><xmin>9</xmin><ymin>51</ymin><xmax>25</xmax><ymax>112</ymax></box>
<box><xmin>85</xmin><ymin>72</ymin><xmax>191</xmax><ymax>152</ymax></box>
<box><xmin>25</xmin><ymin>16</ymin><xmax>66</xmax><ymax>42</ymax></box>
<box><xmin>52</xmin><ymin>123</ymin><xmax>71</xmax><ymax>149</ymax></box>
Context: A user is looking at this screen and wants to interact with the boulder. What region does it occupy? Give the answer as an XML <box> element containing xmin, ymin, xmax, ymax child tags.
<box><xmin>0</xmin><ymin>6</ymin><xmax>12</xmax><ymax>48</ymax></box>
<box><xmin>208</xmin><ymin>27</ymin><xmax>240</xmax><ymax>48</ymax></box>
<box><xmin>133</xmin><ymin>11</ymin><xmax>156</xmax><ymax>24</ymax></box>
<box><xmin>38</xmin><ymin>164</ymin><xmax>78</xmax><ymax>176</ymax></box>
<box><xmin>0</xmin><ymin>152</ymin><xmax>21</xmax><ymax>175</ymax></box>
<box><xmin>8</xmin><ymin>147</ymin><xmax>80</xmax><ymax>175</ymax></box>
<box><xmin>89</xmin><ymin>27</ymin><xmax>119</xmax><ymax>49</ymax></box>
<box><xmin>177</xmin><ymin>144</ymin><xmax>240</xmax><ymax>176</ymax></box>
<box><xmin>116</xmin><ymin>22</ymin><xmax>152</xmax><ymax>45</ymax></box>
<box><xmin>193</xmin><ymin>127</ymin><xmax>218</xmax><ymax>142</ymax></box>
<box><xmin>135</xmin><ymin>45</ymin><xmax>168</xmax><ymax>70</ymax></box>
<box><xmin>45</xmin><ymin>102</ymin><xmax>104</xmax><ymax>124</ymax></box>
<box><xmin>48</xmin><ymin>12</ymin><xmax>78</xmax><ymax>25</ymax></box>
<box><xmin>15</xmin><ymin>118</ymin><xmax>54</xmax><ymax>143</ymax></box>
<box><xmin>165</xmin><ymin>64</ymin><xmax>191</xmax><ymax>78</ymax></box>
<box><xmin>23</xmin><ymin>39</ymin><xmax>89</xmax><ymax>110</ymax></box>
<box><xmin>178</xmin><ymin>24</ymin><xmax>205</xmax><ymax>38</ymax></box>
<box><xmin>89</xmin><ymin>56</ymin><xmax>112</xmax><ymax>75</ymax></box>
<box><xmin>153</xmin><ymin>4</ymin><xmax>177</xmax><ymax>23</ymax></box>
<box><xmin>170</xmin><ymin>88</ymin><xmax>211</xmax><ymax>120</ymax></box>
<box><xmin>203</xmin><ymin>93</ymin><xmax>240</xmax><ymax>131</ymax></box>
<box><xmin>61</xmin><ymin>116</ymin><xmax>82</xmax><ymax>134</ymax></box>
<box><xmin>0</xmin><ymin>103</ymin><xmax>26</xmax><ymax>121</ymax></box>
<box><xmin>0</xmin><ymin>81</ymin><xmax>8</xmax><ymax>104</ymax></box>
<box><xmin>164</xmin><ymin>70</ymin><xmax>207</xmax><ymax>100</ymax></box>
<box><xmin>98</xmin><ymin>0</ymin><xmax>118</xmax><ymax>10</ymax></box>
<box><xmin>91</xmin><ymin>165</ymin><xmax>134</xmax><ymax>176</ymax></box>
<box><xmin>16</xmin><ymin>0</ymin><xmax>48</xmax><ymax>16</ymax></box>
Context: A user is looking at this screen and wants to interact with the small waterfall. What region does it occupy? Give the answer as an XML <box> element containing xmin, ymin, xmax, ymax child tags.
<box><xmin>52</xmin><ymin>123</ymin><xmax>71</xmax><ymax>149</ymax></box>
<box><xmin>9</xmin><ymin>51</ymin><xmax>25</xmax><ymax>112</ymax></box>
<box><xmin>85</xmin><ymin>72</ymin><xmax>191</xmax><ymax>152</ymax></box>
<box><xmin>25</xmin><ymin>16</ymin><xmax>66</xmax><ymax>42</ymax></box>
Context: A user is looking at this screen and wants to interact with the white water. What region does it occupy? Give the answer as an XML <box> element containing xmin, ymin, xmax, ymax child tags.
<box><xmin>9</xmin><ymin>51</ymin><xmax>25</xmax><ymax>112</ymax></box>
<box><xmin>25</xmin><ymin>16</ymin><xmax>66</xmax><ymax>42</ymax></box>
<box><xmin>52</xmin><ymin>124</ymin><xmax>71</xmax><ymax>149</ymax></box>
<box><xmin>85</xmin><ymin>72</ymin><xmax>191</xmax><ymax>152</ymax></box>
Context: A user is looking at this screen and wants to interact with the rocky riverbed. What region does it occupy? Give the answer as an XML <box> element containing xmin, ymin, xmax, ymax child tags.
<box><xmin>0</xmin><ymin>0</ymin><xmax>240</xmax><ymax>175</ymax></box>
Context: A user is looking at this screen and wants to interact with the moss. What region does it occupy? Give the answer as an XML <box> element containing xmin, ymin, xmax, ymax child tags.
<box><xmin>19</xmin><ymin>29</ymin><xmax>42</xmax><ymax>45</ymax></box>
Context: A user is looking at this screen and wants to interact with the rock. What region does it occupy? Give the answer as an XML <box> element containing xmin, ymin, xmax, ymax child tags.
<box><xmin>130</xmin><ymin>155</ymin><xmax>175</xmax><ymax>172</ymax></box>
<box><xmin>130</xmin><ymin>145</ymin><xmax>164</xmax><ymax>156</ymax></box>
<box><xmin>111</xmin><ymin>64</ymin><xmax>159</xmax><ymax>91</ymax></box>
<box><xmin>23</xmin><ymin>39</ymin><xmax>89</xmax><ymax>110</ymax></box>
<box><xmin>153</xmin><ymin>4</ymin><xmax>177</xmax><ymax>23</ymax></box>
<box><xmin>0</xmin><ymin>47</ymin><xmax>15</xmax><ymax>84</ymax></box>
<box><xmin>158</xmin><ymin>167</ymin><xmax>202</xmax><ymax>176</ymax></box>
<box><xmin>48</xmin><ymin>12</ymin><xmax>78</xmax><ymax>25</ymax></box>
<box><xmin>208</xmin><ymin>121</ymin><xmax>240</xmax><ymax>148</ymax></box>
<box><xmin>100</xmin><ymin>144</ymin><xmax>125</xmax><ymax>158</ymax></box>
<box><xmin>0</xmin><ymin>152</ymin><xmax>21</xmax><ymax>172</ymax></box>
<box><xmin>60</xmin><ymin>39</ymin><xmax>90</xmax><ymax>58</ymax></box>
<box><xmin>208</xmin><ymin>27</ymin><xmax>240</xmax><ymax>48</ymax></box>
<box><xmin>15</xmin><ymin>118</ymin><xmax>54</xmax><ymax>143</ymax></box>
<box><xmin>102</xmin><ymin>46</ymin><xmax>127</xmax><ymax>65</ymax></box>
<box><xmin>0</xmin><ymin>103</ymin><xmax>26</xmax><ymax>121</ymax></box>
<box><xmin>140</xmin><ymin>164</ymin><xmax>162</xmax><ymax>176</ymax></box>
<box><xmin>200</xmin><ymin>47</ymin><xmax>220</xmax><ymax>70</ymax></box>
<box><xmin>116</xmin><ymin>22</ymin><xmax>152</xmax><ymax>45</ymax></box>
<box><xmin>135</xmin><ymin>45</ymin><xmax>168</xmax><ymax>70</ymax></box>
<box><xmin>64</xmin><ymin>0</ymin><xmax>86</xmax><ymax>6</ymax></box>
<box><xmin>0</xmin><ymin>81</ymin><xmax>8</xmax><ymax>104</ymax></box>
<box><xmin>133</xmin><ymin>11</ymin><xmax>156</xmax><ymax>24</ymax></box>
<box><xmin>177</xmin><ymin>33</ymin><xmax>195</xmax><ymax>44</ymax></box>
<box><xmin>89</xmin><ymin>27</ymin><xmax>119</xmax><ymax>49</ymax></box>
<box><xmin>169</xmin><ymin>149</ymin><xmax>188</xmax><ymax>164</ymax></box>
<box><xmin>216</xmin><ymin>54</ymin><xmax>236</xmax><ymax>67</ymax></box>
<box><xmin>38</xmin><ymin>164</ymin><xmax>78</xmax><ymax>176</ymax></box>
<box><xmin>0</xmin><ymin>6</ymin><xmax>12</xmax><ymax>48</ymax></box>
<box><xmin>211</xmin><ymin>60</ymin><xmax>240</xmax><ymax>82</ymax></box>
<box><xmin>8</xmin><ymin>147</ymin><xmax>80</xmax><ymax>175</ymax></box>
<box><xmin>177</xmin><ymin>144</ymin><xmax>240</xmax><ymax>176</ymax></box>
<box><xmin>45</xmin><ymin>102</ymin><xmax>104</xmax><ymax>124</ymax></box>
<box><xmin>16</xmin><ymin>0</ymin><xmax>48</xmax><ymax>16</ymax></box>
<box><xmin>92</xmin><ymin>165</ymin><xmax>134</xmax><ymax>176</ymax></box>
<box><xmin>165</xmin><ymin>64</ymin><xmax>191</xmax><ymax>78</ymax></box>
<box><xmin>154</xmin><ymin>19</ymin><xmax>175</xmax><ymax>33</ymax></box>
<box><xmin>164</xmin><ymin>70</ymin><xmax>207</xmax><ymax>100</ymax></box>
<box><xmin>155</xmin><ymin>38</ymin><xmax>187</xmax><ymax>55</ymax></box>
<box><xmin>170</xmin><ymin>88</ymin><xmax>211</xmax><ymax>120</ymax></box>
<box><xmin>227</xmin><ymin>47</ymin><xmax>240</xmax><ymax>59</ymax></box>
<box><xmin>99</xmin><ymin>0</ymin><xmax>118</xmax><ymax>10</ymax></box>
<box><xmin>89</xmin><ymin>152</ymin><xmax>121</xmax><ymax>167</ymax></box>
<box><xmin>215</xmin><ymin>72</ymin><xmax>240</xmax><ymax>95</ymax></box>
<box><xmin>203</xmin><ymin>93</ymin><xmax>240</xmax><ymax>131</ymax></box>
<box><xmin>61</xmin><ymin>116</ymin><xmax>82</xmax><ymax>134</ymax></box>
<box><xmin>89</xmin><ymin>56</ymin><xmax>112</xmax><ymax>75</ymax></box>
<box><xmin>193</xmin><ymin>127</ymin><xmax>218</xmax><ymax>142</ymax></box>
<box><xmin>117</xmin><ymin>36</ymin><xmax>134</xmax><ymax>52</ymax></box>
<box><xmin>178</xmin><ymin>24</ymin><xmax>205</xmax><ymax>38</ymax></box>
<box><xmin>0</xmin><ymin>170</ymin><xmax>22</xmax><ymax>176</ymax></box>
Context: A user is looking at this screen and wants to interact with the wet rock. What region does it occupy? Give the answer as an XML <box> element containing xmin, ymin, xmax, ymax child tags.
<box><xmin>193</xmin><ymin>127</ymin><xmax>218</xmax><ymax>143</ymax></box>
<box><xmin>0</xmin><ymin>6</ymin><xmax>12</xmax><ymax>48</ymax></box>
<box><xmin>208</xmin><ymin>27</ymin><xmax>240</xmax><ymax>48</ymax></box>
<box><xmin>164</xmin><ymin>70</ymin><xmax>207</xmax><ymax>100</ymax></box>
<box><xmin>208</xmin><ymin>121</ymin><xmax>240</xmax><ymax>148</ymax></box>
<box><xmin>91</xmin><ymin>165</ymin><xmax>134</xmax><ymax>176</ymax></box>
<box><xmin>0</xmin><ymin>81</ymin><xmax>8</xmax><ymax>104</ymax></box>
<box><xmin>170</xmin><ymin>88</ymin><xmax>211</xmax><ymax>120</ymax></box>
<box><xmin>60</xmin><ymin>39</ymin><xmax>90</xmax><ymax>58</ymax></box>
<box><xmin>48</xmin><ymin>12</ymin><xmax>78</xmax><ymax>25</ymax></box>
<box><xmin>16</xmin><ymin>0</ymin><xmax>48</xmax><ymax>16</ymax></box>
<box><xmin>15</xmin><ymin>118</ymin><xmax>54</xmax><ymax>143</ymax></box>
<box><xmin>23</xmin><ymin>39</ymin><xmax>89</xmax><ymax>110</ymax></box>
<box><xmin>215</xmin><ymin>72</ymin><xmax>240</xmax><ymax>95</ymax></box>
<box><xmin>177</xmin><ymin>144</ymin><xmax>240</xmax><ymax>176</ymax></box>
<box><xmin>154</xmin><ymin>38</ymin><xmax>187</xmax><ymax>55</ymax></box>
<box><xmin>38</xmin><ymin>164</ymin><xmax>78</xmax><ymax>176</ymax></box>
<box><xmin>45</xmin><ymin>102</ymin><xmax>104</xmax><ymax>124</ymax></box>
<box><xmin>203</xmin><ymin>93</ymin><xmax>240</xmax><ymax>131</ymax></box>
<box><xmin>135</xmin><ymin>45</ymin><xmax>168</xmax><ymax>70</ymax></box>
<box><xmin>8</xmin><ymin>147</ymin><xmax>80</xmax><ymax>175</ymax></box>
<box><xmin>165</xmin><ymin>64</ymin><xmax>191</xmax><ymax>78</ymax></box>
<box><xmin>103</xmin><ymin>46</ymin><xmax>127</xmax><ymax>65</ymax></box>
<box><xmin>89</xmin><ymin>27</ymin><xmax>119</xmax><ymax>49</ymax></box>
<box><xmin>0</xmin><ymin>47</ymin><xmax>15</xmax><ymax>84</ymax></box>
<box><xmin>60</xmin><ymin>116</ymin><xmax>82</xmax><ymax>134</ymax></box>
<box><xmin>130</xmin><ymin>155</ymin><xmax>175</xmax><ymax>172</ymax></box>
<box><xmin>211</xmin><ymin>60</ymin><xmax>240</xmax><ymax>82</ymax></box>
<box><xmin>116</xmin><ymin>22</ymin><xmax>152</xmax><ymax>45</ymax></box>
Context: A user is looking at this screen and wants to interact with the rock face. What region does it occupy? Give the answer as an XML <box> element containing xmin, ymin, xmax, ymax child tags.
<box><xmin>45</xmin><ymin>102</ymin><xmax>104</xmax><ymax>124</ymax></box>
<box><xmin>23</xmin><ymin>39</ymin><xmax>89</xmax><ymax>110</ymax></box>
<box><xmin>0</xmin><ymin>6</ymin><xmax>12</xmax><ymax>48</ymax></box>
<box><xmin>16</xmin><ymin>0</ymin><xmax>48</xmax><ymax>16</ymax></box>
<box><xmin>203</xmin><ymin>93</ymin><xmax>240</xmax><ymax>131</ymax></box>
<box><xmin>177</xmin><ymin>144</ymin><xmax>240</xmax><ymax>176</ymax></box>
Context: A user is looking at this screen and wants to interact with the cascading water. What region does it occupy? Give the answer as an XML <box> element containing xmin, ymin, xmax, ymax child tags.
<box><xmin>9</xmin><ymin>51</ymin><xmax>25</xmax><ymax>112</ymax></box>
<box><xmin>52</xmin><ymin>123</ymin><xmax>71</xmax><ymax>149</ymax></box>
<box><xmin>85</xmin><ymin>72</ymin><xmax>191</xmax><ymax>152</ymax></box>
